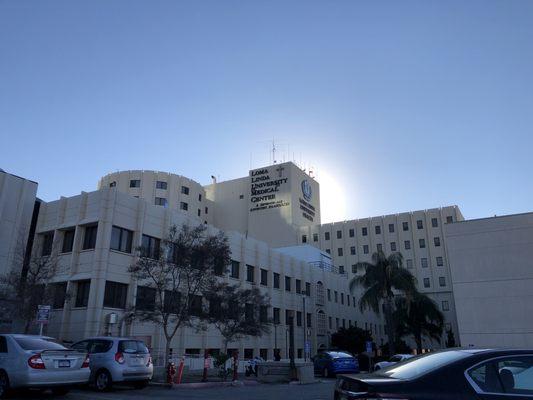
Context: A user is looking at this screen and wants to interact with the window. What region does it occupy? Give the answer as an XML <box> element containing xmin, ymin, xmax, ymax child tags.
<box><xmin>296</xmin><ymin>311</ymin><xmax>302</xmax><ymax>327</ymax></box>
<box><xmin>326</xmin><ymin>249</ymin><xmax>331</xmax><ymax>254</ymax></box>
<box><xmin>406</xmin><ymin>259</ymin><xmax>413</xmax><ymax>268</ymax></box>
<box><xmin>104</xmin><ymin>281</ymin><xmax>128</xmax><ymax>309</ymax></box>
<box><xmin>231</xmin><ymin>260</ymin><xmax>240</xmax><ymax>279</ymax></box>
<box><xmin>442</xmin><ymin>301</ymin><xmax>449</xmax><ymax>311</ymax></box>
<box><xmin>181</xmin><ymin>186</ymin><xmax>189</xmax><ymax>195</ymax></box>
<box><xmin>306</xmin><ymin>313</ymin><xmax>312</xmax><ymax>328</ymax></box>
<box><xmin>341</xmin><ymin>293</ymin><xmax>344</xmax><ymax>304</ymax></box>
<box><xmin>246</xmin><ymin>265</ymin><xmax>254</xmax><ymax>283</ymax></box>
<box><xmin>273</xmin><ymin>308</ymin><xmax>280</xmax><ymax>324</ymax></box>
<box><xmin>446</xmin><ymin>216</ymin><xmax>453</xmax><ymax>224</ymax></box>
<box><xmin>75</xmin><ymin>280</ymin><xmax>90</xmax><ymax>307</ymax></box>
<box><xmin>205</xmin><ymin>207</ymin><xmax>208</xmax><ymax>214</ymax></box>
<box><xmin>129</xmin><ymin>179</ymin><xmax>140</xmax><ymax>188</ymax></box>
<box><xmin>302</xmin><ymin>235</ymin><xmax>307</xmax><ymax>243</ymax></box>
<box><xmin>295</xmin><ymin>279</ymin><xmax>301</xmax><ymax>294</ymax></box>
<box><xmin>285</xmin><ymin>276</ymin><xmax>291</xmax><ymax>292</ymax></box>
<box><xmin>376</xmin><ymin>244</ymin><xmax>383</xmax><ymax>252</ymax></box>
<box><xmin>164</xmin><ymin>290</ymin><xmax>181</xmax><ymax>314</ymax></box>
<box><xmin>388</xmin><ymin>224</ymin><xmax>395</xmax><ymax>233</ymax></box>
<box><xmin>352</xmin><ymin>264</ymin><xmax>357</xmax><ymax>273</ymax></box>
<box><xmin>61</xmin><ymin>228</ymin><xmax>75</xmax><ymax>253</ymax></box>
<box><xmin>347</xmin><ymin>296</ymin><xmax>350</xmax><ymax>306</ymax></box>
<box><xmin>339</xmin><ymin>265</ymin><xmax>344</xmax><ymax>274</ymax></box>
<box><xmin>136</xmin><ymin>286</ymin><xmax>156</xmax><ymax>311</ymax></box>
<box><xmin>305</xmin><ymin>282</ymin><xmax>311</xmax><ymax>296</ymax></box>
<box><xmin>349</xmin><ymin>228</ymin><xmax>354</xmax><ymax>237</ymax></box>
<box><xmin>325</xmin><ymin>232</ymin><xmax>330</xmax><ymax>240</ymax></box>
<box><xmin>83</xmin><ymin>225</ymin><xmax>98</xmax><ymax>250</ymax></box>
<box><xmin>155</xmin><ymin>197</ymin><xmax>167</xmax><ymax>207</ymax></box>
<box><xmin>363</xmin><ymin>245</ymin><xmax>369</xmax><ymax>254</ymax></box>
<box><xmin>468</xmin><ymin>357</ymin><xmax>533</xmax><ymax>395</ymax></box>
<box><xmin>180</xmin><ymin>202</ymin><xmax>188</xmax><ymax>211</ymax></box>
<box><xmin>285</xmin><ymin>309</ymin><xmax>292</xmax><ymax>325</ymax></box>
<box><xmin>198</xmin><ymin>194</ymin><xmax>202</xmax><ymax>201</ymax></box>
<box><xmin>375</xmin><ymin>226</ymin><xmax>381</xmax><ymax>234</ymax></box>
<box><xmin>431</xmin><ymin>218</ymin><xmax>438</xmax><ymax>228</ymax></box>
<box><xmin>423</xmin><ymin>278</ymin><xmax>430</xmax><ymax>288</ymax></box>
<box><xmin>329</xmin><ymin>317</ymin><xmax>332</xmax><ymax>329</ymax></box>
<box><xmin>273</xmin><ymin>272</ymin><xmax>280</xmax><ymax>289</ymax></box>
<box><xmin>109</xmin><ymin>181</ymin><xmax>116</xmax><ymax>187</ymax></box>
<box><xmin>337</xmin><ymin>248</ymin><xmax>343</xmax><ymax>256</ymax></box>
<box><xmin>260</xmin><ymin>349</ymin><xmax>268</xmax><ymax>360</ymax></box>
<box><xmin>404</xmin><ymin>240</ymin><xmax>411</xmax><ymax>250</ymax></box>
<box><xmin>110</xmin><ymin>226</ymin><xmax>133</xmax><ymax>253</ymax></box>
<box><xmin>246</xmin><ymin>304</ymin><xmax>255</xmax><ymax>323</ymax></box>
<box><xmin>439</xmin><ymin>277</ymin><xmax>446</xmax><ymax>287</ymax></box>
<box><xmin>390</xmin><ymin>242</ymin><xmax>397</xmax><ymax>252</ymax></box>
<box><xmin>334</xmin><ymin>291</ymin><xmax>338</xmax><ymax>303</ymax></box>
<box><xmin>244</xmin><ymin>349</ymin><xmax>254</xmax><ymax>359</ymax></box>
<box><xmin>337</xmin><ymin>230</ymin><xmax>342</xmax><ymax>239</ymax></box>
<box><xmin>362</xmin><ymin>227</ymin><xmax>368</xmax><ymax>236</ymax></box>
<box><xmin>336</xmin><ymin>318</ymin><xmax>339</xmax><ymax>329</ymax></box>
<box><xmin>419</xmin><ymin>238</ymin><xmax>426</xmax><ymax>248</ymax></box>
<box><xmin>260</xmin><ymin>306</ymin><xmax>268</xmax><ymax>323</ymax></box>
<box><xmin>197</xmin><ymin>209</ymin><xmax>201</xmax><ymax>217</ymax></box>
<box><xmin>402</xmin><ymin>221</ymin><xmax>409</xmax><ymax>231</ymax></box>
<box><xmin>436</xmin><ymin>256</ymin><xmax>444</xmax><ymax>266</ymax></box>
<box><xmin>156</xmin><ymin>181</ymin><xmax>167</xmax><ymax>190</ymax></box>
<box><xmin>327</xmin><ymin>289</ymin><xmax>331</xmax><ymax>301</ymax></box>
<box><xmin>342</xmin><ymin>319</ymin><xmax>346</xmax><ymax>328</ymax></box>
<box><xmin>350</xmin><ymin>246</ymin><xmax>356</xmax><ymax>255</ymax></box>
<box><xmin>141</xmin><ymin>234</ymin><xmax>160</xmax><ymax>259</ymax></box>
<box><xmin>189</xmin><ymin>295</ymin><xmax>203</xmax><ymax>317</ymax></box>
<box><xmin>421</xmin><ymin>258</ymin><xmax>428</xmax><ymax>268</ymax></box>
<box><xmin>353</xmin><ymin>296</ymin><xmax>356</xmax><ymax>307</ymax></box>
<box><xmin>52</xmin><ymin>282</ymin><xmax>67</xmax><ymax>309</ymax></box>
<box><xmin>313</xmin><ymin>233</ymin><xmax>318</xmax><ymax>242</ymax></box>
<box><xmin>260</xmin><ymin>269</ymin><xmax>268</xmax><ymax>286</ymax></box>
<box><xmin>417</xmin><ymin>219</ymin><xmax>424</xmax><ymax>229</ymax></box>
<box><xmin>434</xmin><ymin>237</ymin><xmax>441</xmax><ymax>247</ymax></box>
<box><xmin>41</xmin><ymin>231</ymin><xmax>54</xmax><ymax>256</ymax></box>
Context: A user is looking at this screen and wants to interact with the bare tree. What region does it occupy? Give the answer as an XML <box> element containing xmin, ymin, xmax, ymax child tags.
<box><xmin>204</xmin><ymin>283</ymin><xmax>272</xmax><ymax>353</ymax></box>
<box><xmin>0</xmin><ymin>250</ymin><xmax>61</xmax><ymax>333</ymax></box>
<box><xmin>128</xmin><ymin>224</ymin><xmax>231</xmax><ymax>364</ymax></box>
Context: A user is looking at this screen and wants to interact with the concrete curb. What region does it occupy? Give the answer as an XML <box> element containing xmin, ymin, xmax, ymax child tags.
<box><xmin>150</xmin><ymin>380</ymin><xmax>261</xmax><ymax>389</ymax></box>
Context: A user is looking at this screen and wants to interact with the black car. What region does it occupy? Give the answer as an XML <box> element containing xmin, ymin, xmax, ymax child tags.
<box><xmin>335</xmin><ymin>348</ymin><xmax>533</xmax><ymax>400</ymax></box>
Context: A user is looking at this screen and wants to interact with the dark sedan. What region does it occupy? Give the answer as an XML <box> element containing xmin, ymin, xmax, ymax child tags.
<box><xmin>334</xmin><ymin>348</ymin><xmax>533</xmax><ymax>400</ymax></box>
<box><xmin>314</xmin><ymin>351</ymin><xmax>359</xmax><ymax>377</ymax></box>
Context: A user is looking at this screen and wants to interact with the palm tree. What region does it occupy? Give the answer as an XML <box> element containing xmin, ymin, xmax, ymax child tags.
<box><xmin>349</xmin><ymin>251</ymin><xmax>417</xmax><ymax>355</ymax></box>
<box><xmin>395</xmin><ymin>291</ymin><xmax>444</xmax><ymax>354</ymax></box>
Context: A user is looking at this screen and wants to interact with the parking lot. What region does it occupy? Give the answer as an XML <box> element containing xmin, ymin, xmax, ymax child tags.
<box><xmin>10</xmin><ymin>380</ymin><xmax>337</xmax><ymax>400</ymax></box>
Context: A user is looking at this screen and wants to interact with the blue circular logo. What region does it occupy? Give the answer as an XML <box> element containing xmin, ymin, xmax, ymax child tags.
<box><xmin>301</xmin><ymin>180</ymin><xmax>312</xmax><ymax>201</ymax></box>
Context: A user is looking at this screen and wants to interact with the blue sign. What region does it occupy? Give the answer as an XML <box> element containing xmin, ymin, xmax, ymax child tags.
<box><xmin>366</xmin><ymin>341</ymin><xmax>373</xmax><ymax>353</ymax></box>
<box><xmin>301</xmin><ymin>180</ymin><xmax>312</xmax><ymax>201</ymax></box>
<box><xmin>305</xmin><ymin>341</ymin><xmax>311</xmax><ymax>353</ymax></box>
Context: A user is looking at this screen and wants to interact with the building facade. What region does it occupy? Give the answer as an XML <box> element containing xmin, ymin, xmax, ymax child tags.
<box><xmin>445</xmin><ymin>212</ymin><xmax>533</xmax><ymax>348</ymax></box>
<box><xmin>34</xmin><ymin>188</ymin><xmax>376</xmax><ymax>361</ymax></box>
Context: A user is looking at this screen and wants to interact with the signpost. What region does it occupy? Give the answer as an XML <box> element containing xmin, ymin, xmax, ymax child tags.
<box><xmin>36</xmin><ymin>305</ymin><xmax>51</xmax><ymax>336</ymax></box>
<box><xmin>366</xmin><ymin>341</ymin><xmax>373</xmax><ymax>372</ymax></box>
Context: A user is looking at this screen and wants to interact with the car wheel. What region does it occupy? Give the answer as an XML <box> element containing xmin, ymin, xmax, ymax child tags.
<box><xmin>51</xmin><ymin>387</ymin><xmax>70</xmax><ymax>396</ymax></box>
<box><xmin>133</xmin><ymin>380</ymin><xmax>149</xmax><ymax>390</ymax></box>
<box><xmin>0</xmin><ymin>371</ymin><xmax>9</xmax><ymax>399</ymax></box>
<box><xmin>95</xmin><ymin>370</ymin><xmax>112</xmax><ymax>392</ymax></box>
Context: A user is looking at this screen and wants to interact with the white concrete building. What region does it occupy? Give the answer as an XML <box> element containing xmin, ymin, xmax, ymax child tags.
<box><xmin>445</xmin><ymin>212</ymin><xmax>533</xmax><ymax>348</ymax></box>
<box><xmin>34</xmin><ymin>188</ymin><xmax>375</xmax><ymax>362</ymax></box>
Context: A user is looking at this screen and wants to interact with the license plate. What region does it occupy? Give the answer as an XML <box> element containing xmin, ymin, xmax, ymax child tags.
<box><xmin>58</xmin><ymin>360</ymin><xmax>70</xmax><ymax>368</ymax></box>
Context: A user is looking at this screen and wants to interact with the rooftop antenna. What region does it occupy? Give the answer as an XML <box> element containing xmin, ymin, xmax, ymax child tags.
<box><xmin>272</xmin><ymin>139</ymin><xmax>277</xmax><ymax>164</ymax></box>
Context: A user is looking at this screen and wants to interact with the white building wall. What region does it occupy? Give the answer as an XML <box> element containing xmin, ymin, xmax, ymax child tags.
<box><xmin>445</xmin><ymin>212</ymin><xmax>533</xmax><ymax>348</ymax></box>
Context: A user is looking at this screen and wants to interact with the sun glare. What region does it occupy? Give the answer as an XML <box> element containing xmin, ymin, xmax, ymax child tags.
<box><xmin>316</xmin><ymin>169</ymin><xmax>347</xmax><ymax>224</ymax></box>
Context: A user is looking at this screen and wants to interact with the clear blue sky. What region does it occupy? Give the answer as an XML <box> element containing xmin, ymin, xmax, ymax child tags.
<box><xmin>1</xmin><ymin>0</ymin><xmax>532</xmax><ymax>223</ymax></box>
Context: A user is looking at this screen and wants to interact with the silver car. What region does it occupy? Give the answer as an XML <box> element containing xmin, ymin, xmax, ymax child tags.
<box><xmin>0</xmin><ymin>334</ymin><xmax>90</xmax><ymax>398</ymax></box>
<box><xmin>72</xmin><ymin>337</ymin><xmax>153</xmax><ymax>391</ymax></box>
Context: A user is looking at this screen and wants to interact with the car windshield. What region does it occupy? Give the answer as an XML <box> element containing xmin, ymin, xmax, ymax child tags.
<box><xmin>118</xmin><ymin>340</ymin><xmax>149</xmax><ymax>354</ymax></box>
<box><xmin>15</xmin><ymin>337</ymin><xmax>66</xmax><ymax>351</ymax></box>
<box><xmin>328</xmin><ymin>352</ymin><xmax>353</xmax><ymax>359</ymax></box>
<box><xmin>374</xmin><ymin>350</ymin><xmax>471</xmax><ymax>380</ymax></box>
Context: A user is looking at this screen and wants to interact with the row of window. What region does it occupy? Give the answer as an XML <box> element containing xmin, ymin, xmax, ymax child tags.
<box><xmin>41</xmin><ymin>225</ymin><xmax>98</xmax><ymax>256</ymax></box>
<box><xmin>326</xmin><ymin>288</ymin><xmax>358</xmax><ymax>309</ymax></box>
<box><xmin>322</xmin><ymin>237</ymin><xmax>442</xmax><ymax>258</ymax></box>
<box><xmin>128</xmin><ymin>180</ymin><xmax>194</xmax><ymax>197</ymax></box>
<box><xmin>302</xmin><ymin>216</ymin><xmax>454</xmax><ymax>244</ymax></box>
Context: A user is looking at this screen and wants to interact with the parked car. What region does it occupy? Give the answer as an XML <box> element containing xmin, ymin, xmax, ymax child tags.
<box><xmin>313</xmin><ymin>351</ymin><xmax>359</xmax><ymax>378</ymax></box>
<box><xmin>334</xmin><ymin>348</ymin><xmax>533</xmax><ymax>400</ymax></box>
<box><xmin>71</xmin><ymin>337</ymin><xmax>153</xmax><ymax>391</ymax></box>
<box><xmin>373</xmin><ymin>353</ymin><xmax>414</xmax><ymax>371</ymax></box>
<box><xmin>0</xmin><ymin>334</ymin><xmax>90</xmax><ymax>398</ymax></box>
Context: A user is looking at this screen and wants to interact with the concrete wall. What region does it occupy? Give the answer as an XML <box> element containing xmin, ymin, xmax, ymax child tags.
<box><xmin>445</xmin><ymin>212</ymin><xmax>533</xmax><ymax>348</ymax></box>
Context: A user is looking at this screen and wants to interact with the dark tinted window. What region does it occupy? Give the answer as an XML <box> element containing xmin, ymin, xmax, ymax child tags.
<box><xmin>62</xmin><ymin>229</ymin><xmax>75</xmax><ymax>253</ymax></box>
<box><xmin>41</xmin><ymin>232</ymin><xmax>54</xmax><ymax>256</ymax></box>
<box><xmin>103</xmin><ymin>281</ymin><xmax>128</xmax><ymax>309</ymax></box>
<box><xmin>118</xmin><ymin>340</ymin><xmax>149</xmax><ymax>354</ymax></box>
<box><xmin>72</xmin><ymin>341</ymin><xmax>90</xmax><ymax>351</ymax></box>
<box><xmin>75</xmin><ymin>280</ymin><xmax>91</xmax><ymax>307</ymax></box>
<box><xmin>111</xmin><ymin>226</ymin><xmax>133</xmax><ymax>253</ymax></box>
<box><xmin>83</xmin><ymin>225</ymin><xmax>98</xmax><ymax>250</ymax></box>
<box><xmin>89</xmin><ymin>340</ymin><xmax>113</xmax><ymax>353</ymax></box>
<box><xmin>0</xmin><ymin>336</ymin><xmax>7</xmax><ymax>353</ymax></box>
<box><xmin>136</xmin><ymin>286</ymin><xmax>156</xmax><ymax>311</ymax></box>
<box><xmin>15</xmin><ymin>337</ymin><xmax>65</xmax><ymax>350</ymax></box>
<box><xmin>52</xmin><ymin>282</ymin><xmax>68</xmax><ymax>309</ymax></box>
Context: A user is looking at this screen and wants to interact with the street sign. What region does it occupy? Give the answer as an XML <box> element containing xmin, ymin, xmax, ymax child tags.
<box><xmin>366</xmin><ymin>341</ymin><xmax>373</xmax><ymax>354</ymax></box>
<box><xmin>305</xmin><ymin>340</ymin><xmax>310</xmax><ymax>354</ymax></box>
<box><xmin>37</xmin><ymin>305</ymin><xmax>51</xmax><ymax>324</ymax></box>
